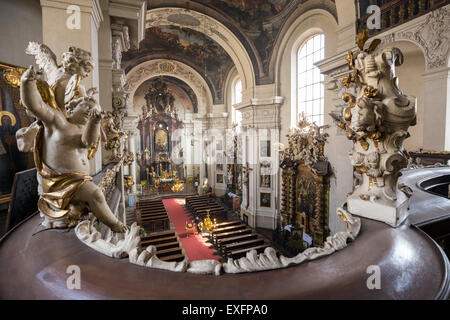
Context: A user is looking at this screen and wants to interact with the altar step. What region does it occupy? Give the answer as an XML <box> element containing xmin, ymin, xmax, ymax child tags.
<box><xmin>125</xmin><ymin>208</ymin><xmax>135</xmax><ymax>226</ymax></box>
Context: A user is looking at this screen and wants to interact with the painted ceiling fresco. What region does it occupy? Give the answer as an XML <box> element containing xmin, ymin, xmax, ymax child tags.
<box><xmin>123</xmin><ymin>25</ymin><xmax>234</xmax><ymax>103</ymax></box>
<box><xmin>198</xmin><ymin>0</ymin><xmax>291</xmax><ymax>29</ymax></box>
<box><xmin>145</xmin><ymin>0</ymin><xmax>305</xmax><ymax>76</ymax></box>
<box><xmin>129</xmin><ymin>1</ymin><xmax>337</xmax><ymax>94</ymax></box>
<box><xmin>133</xmin><ymin>76</ymin><xmax>198</xmax><ymax>115</ymax></box>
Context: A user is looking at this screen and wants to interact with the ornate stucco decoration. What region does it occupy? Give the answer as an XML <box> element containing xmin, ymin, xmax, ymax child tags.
<box><xmin>102</xmin><ymin>111</ymin><xmax>124</xmax><ymax>161</ymax></box>
<box><xmin>75</xmin><ymin>203</ymin><xmax>360</xmax><ymax>275</ymax></box>
<box><xmin>280</xmin><ymin>113</ymin><xmax>330</xmax><ymax>174</ymax></box>
<box><xmin>124</xmin><ymin>60</ymin><xmax>210</xmax><ymax>115</ymax></box>
<box><xmin>123</xmin><ymin>175</ymin><xmax>135</xmax><ymax>193</ymax></box>
<box><xmin>380</xmin><ymin>6</ymin><xmax>449</xmax><ymax>70</ymax></box>
<box><xmin>112</xmin><ymin>88</ymin><xmax>129</xmax><ymax>113</ymax></box>
<box><xmin>146</xmin><ymin>8</ymin><xmax>220</xmax><ymax>41</ymax></box>
<box><xmin>112</xmin><ymin>38</ymin><xmax>122</xmax><ymax>70</ymax></box>
<box><xmin>98</xmin><ymin>158</ymin><xmax>123</xmax><ymax>196</ymax></box>
<box><xmin>330</xmin><ymin>31</ymin><xmax>416</xmax><ymax>227</ymax></box>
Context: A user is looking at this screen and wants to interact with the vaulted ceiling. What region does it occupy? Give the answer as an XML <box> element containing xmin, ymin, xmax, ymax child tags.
<box><xmin>123</xmin><ymin>0</ymin><xmax>337</xmax><ymax>105</ymax></box>
<box><xmin>133</xmin><ymin>76</ymin><xmax>199</xmax><ymax>115</ymax></box>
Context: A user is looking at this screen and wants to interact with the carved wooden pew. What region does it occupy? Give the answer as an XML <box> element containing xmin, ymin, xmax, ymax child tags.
<box><xmin>212</xmin><ymin>227</ymin><xmax>253</xmax><ymax>244</ymax></box>
<box><xmin>136</xmin><ymin>199</ymin><xmax>170</xmax><ymax>233</ymax></box>
<box><xmin>211</xmin><ymin>223</ymin><xmax>247</xmax><ymax>241</ymax></box>
<box><xmin>213</xmin><ymin>220</ymin><xmax>242</xmax><ymax>228</ymax></box>
<box><xmin>137</xmin><ymin>204</ymin><xmax>165</xmax><ymax>210</ymax></box>
<box><xmin>222</xmin><ymin>238</ymin><xmax>265</xmax><ymax>255</ymax></box>
<box><xmin>229</xmin><ymin>243</ymin><xmax>271</xmax><ymax>259</ymax></box>
<box><xmin>140</xmin><ymin>230</ymin><xmax>185</xmax><ymax>262</ymax></box>
<box><xmin>217</xmin><ymin>233</ymin><xmax>258</xmax><ymax>248</ymax></box>
<box><xmin>140</xmin><ymin>209</ymin><xmax>167</xmax><ymax>216</ymax></box>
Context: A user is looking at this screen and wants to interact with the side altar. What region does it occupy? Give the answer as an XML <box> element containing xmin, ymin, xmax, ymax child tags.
<box><xmin>277</xmin><ymin>115</ymin><xmax>331</xmax><ymax>254</ymax></box>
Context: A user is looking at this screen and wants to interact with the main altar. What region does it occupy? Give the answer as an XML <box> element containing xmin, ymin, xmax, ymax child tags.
<box><xmin>136</xmin><ymin>78</ymin><xmax>185</xmax><ymax>193</ymax></box>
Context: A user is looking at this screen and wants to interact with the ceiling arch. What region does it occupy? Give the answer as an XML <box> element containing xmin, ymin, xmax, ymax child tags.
<box><xmin>144</xmin><ymin>7</ymin><xmax>256</xmax><ymax>96</ymax></box>
<box><xmin>123</xmin><ymin>52</ymin><xmax>220</xmax><ymax>104</ymax></box>
<box><xmin>133</xmin><ymin>76</ymin><xmax>198</xmax><ymax>115</ymax></box>
<box><xmin>122</xmin><ymin>29</ymin><xmax>235</xmax><ymax>104</ymax></box>
<box><xmin>145</xmin><ymin>0</ymin><xmax>264</xmax><ymax>81</ymax></box>
<box><xmin>125</xmin><ymin>59</ymin><xmax>213</xmax><ymax>115</ymax></box>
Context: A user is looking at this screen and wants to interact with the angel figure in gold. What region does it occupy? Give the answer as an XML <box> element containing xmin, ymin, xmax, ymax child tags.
<box><xmin>17</xmin><ymin>43</ymin><xmax>127</xmax><ymax>233</ymax></box>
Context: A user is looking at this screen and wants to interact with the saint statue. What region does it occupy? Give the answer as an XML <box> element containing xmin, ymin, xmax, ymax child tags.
<box><xmin>17</xmin><ymin>43</ymin><xmax>127</xmax><ymax>232</ymax></box>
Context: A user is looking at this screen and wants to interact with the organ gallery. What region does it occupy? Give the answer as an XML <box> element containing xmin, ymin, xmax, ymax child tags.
<box><xmin>0</xmin><ymin>0</ymin><xmax>449</xmax><ymax>304</ymax></box>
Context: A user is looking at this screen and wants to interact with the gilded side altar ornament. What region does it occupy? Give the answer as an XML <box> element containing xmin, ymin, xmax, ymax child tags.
<box><xmin>102</xmin><ymin>111</ymin><xmax>124</xmax><ymax>161</ymax></box>
<box><xmin>330</xmin><ymin>30</ymin><xmax>416</xmax><ymax>227</ymax></box>
<box><xmin>17</xmin><ymin>42</ymin><xmax>127</xmax><ymax>233</ymax></box>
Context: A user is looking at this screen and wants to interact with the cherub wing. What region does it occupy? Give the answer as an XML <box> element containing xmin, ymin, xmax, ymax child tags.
<box><xmin>25</xmin><ymin>42</ymin><xmax>59</xmax><ymax>84</ymax></box>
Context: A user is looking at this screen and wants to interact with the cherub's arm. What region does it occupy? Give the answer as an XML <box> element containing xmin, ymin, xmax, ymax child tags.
<box><xmin>82</xmin><ymin>107</ymin><xmax>101</xmax><ymax>147</ymax></box>
<box><xmin>20</xmin><ymin>66</ymin><xmax>55</xmax><ymax>123</ymax></box>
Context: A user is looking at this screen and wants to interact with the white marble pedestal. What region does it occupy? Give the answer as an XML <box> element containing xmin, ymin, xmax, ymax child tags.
<box><xmin>347</xmin><ymin>191</ymin><xmax>410</xmax><ymax>227</ymax></box>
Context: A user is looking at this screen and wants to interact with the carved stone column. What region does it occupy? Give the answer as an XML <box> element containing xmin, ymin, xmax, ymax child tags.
<box><xmin>123</xmin><ymin>115</ymin><xmax>139</xmax><ymax>194</ymax></box>
<box><xmin>193</xmin><ymin>119</ymin><xmax>208</xmax><ymax>194</ymax></box>
<box><xmin>207</xmin><ymin>113</ymin><xmax>228</xmax><ymax>196</ymax></box>
<box><xmin>237</xmin><ymin>98</ymin><xmax>282</xmax><ymax>230</ymax></box>
<box><xmin>127</xmin><ymin>130</ymin><xmax>138</xmax><ymax>193</ymax></box>
<box><xmin>316</xmin><ymin>52</ymin><xmax>357</xmax><ymax>234</ymax></box>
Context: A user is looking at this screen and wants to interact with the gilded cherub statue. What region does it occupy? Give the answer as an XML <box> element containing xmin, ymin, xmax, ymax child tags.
<box><xmin>17</xmin><ymin>43</ymin><xmax>127</xmax><ymax>233</ymax></box>
<box><xmin>331</xmin><ymin>31</ymin><xmax>416</xmax><ymax>227</ymax></box>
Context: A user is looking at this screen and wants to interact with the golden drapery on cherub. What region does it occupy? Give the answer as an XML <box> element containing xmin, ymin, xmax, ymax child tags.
<box><xmin>14</xmin><ymin>42</ymin><xmax>127</xmax><ymax>232</ymax></box>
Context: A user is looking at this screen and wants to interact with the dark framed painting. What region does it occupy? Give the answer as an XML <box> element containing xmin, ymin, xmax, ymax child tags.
<box><xmin>216</xmin><ymin>174</ymin><xmax>224</xmax><ymax>184</ymax></box>
<box><xmin>0</xmin><ymin>62</ymin><xmax>35</xmax><ymax>197</ymax></box>
<box><xmin>260</xmin><ymin>140</ymin><xmax>271</xmax><ymax>157</ymax></box>
<box><xmin>154</xmin><ymin>127</ymin><xmax>168</xmax><ymax>152</ymax></box>
<box><xmin>260</xmin><ymin>192</ymin><xmax>271</xmax><ymax>208</ymax></box>
<box><xmin>216</xmin><ymin>164</ymin><xmax>223</xmax><ymax>172</ymax></box>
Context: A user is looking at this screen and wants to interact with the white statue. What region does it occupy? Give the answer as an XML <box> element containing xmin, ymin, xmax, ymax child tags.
<box><xmin>112</xmin><ymin>38</ymin><xmax>122</xmax><ymax>69</ymax></box>
<box><xmin>227</xmin><ymin>165</ymin><xmax>233</xmax><ymax>184</ymax></box>
<box><xmin>333</xmin><ymin>32</ymin><xmax>416</xmax><ymax>227</ymax></box>
<box><xmin>17</xmin><ymin>43</ymin><xmax>127</xmax><ymax>233</ymax></box>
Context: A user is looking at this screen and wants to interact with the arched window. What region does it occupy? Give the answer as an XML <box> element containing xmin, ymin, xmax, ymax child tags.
<box><xmin>232</xmin><ymin>78</ymin><xmax>242</xmax><ymax>124</ymax></box>
<box><xmin>296</xmin><ymin>34</ymin><xmax>324</xmax><ymax>126</ymax></box>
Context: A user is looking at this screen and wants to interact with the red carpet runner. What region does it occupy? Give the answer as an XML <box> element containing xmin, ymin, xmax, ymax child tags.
<box><xmin>162</xmin><ymin>198</ymin><xmax>219</xmax><ymax>261</ymax></box>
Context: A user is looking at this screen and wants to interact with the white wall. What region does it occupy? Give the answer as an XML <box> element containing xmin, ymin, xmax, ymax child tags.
<box><xmin>0</xmin><ymin>0</ymin><xmax>42</xmax><ymax>66</ymax></box>
<box><xmin>382</xmin><ymin>41</ymin><xmax>425</xmax><ymax>152</ymax></box>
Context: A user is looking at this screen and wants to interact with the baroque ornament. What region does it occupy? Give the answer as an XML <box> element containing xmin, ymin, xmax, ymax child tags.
<box><xmin>280</xmin><ymin>113</ymin><xmax>329</xmax><ymax>174</ymax></box>
<box><xmin>124</xmin><ymin>60</ymin><xmax>208</xmax><ymax>114</ymax></box>
<box><xmin>102</xmin><ymin>111</ymin><xmax>124</xmax><ymax>161</ymax></box>
<box><xmin>381</xmin><ymin>7</ymin><xmax>449</xmax><ymax>70</ymax></box>
<box><xmin>75</xmin><ymin>204</ymin><xmax>361</xmax><ymax>275</ymax></box>
<box><xmin>330</xmin><ymin>30</ymin><xmax>416</xmax><ymax>227</ymax></box>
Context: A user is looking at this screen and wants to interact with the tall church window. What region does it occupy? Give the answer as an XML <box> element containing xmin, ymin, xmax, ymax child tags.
<box><xmin>297</xmin><ymin>34</ymin><xmax>324</xmax><ymax>126</ymax></box>
<box><xmin>232</xmin><ymin>78</ymin><xmax>242</xmax><ymax>125</ymax></box>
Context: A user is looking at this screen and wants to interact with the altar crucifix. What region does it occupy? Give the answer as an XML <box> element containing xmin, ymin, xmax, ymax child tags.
<box><xmin>242</xmin><ymin>162</ymin><xmax>253</xmax><ymax>209</ymax></box>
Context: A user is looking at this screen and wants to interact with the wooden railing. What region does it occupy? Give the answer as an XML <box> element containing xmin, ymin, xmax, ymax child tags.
<box><xmin>357</xmin><ymin>0</ymin><xmax>448</xmax><ymax>35</ymax></box>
